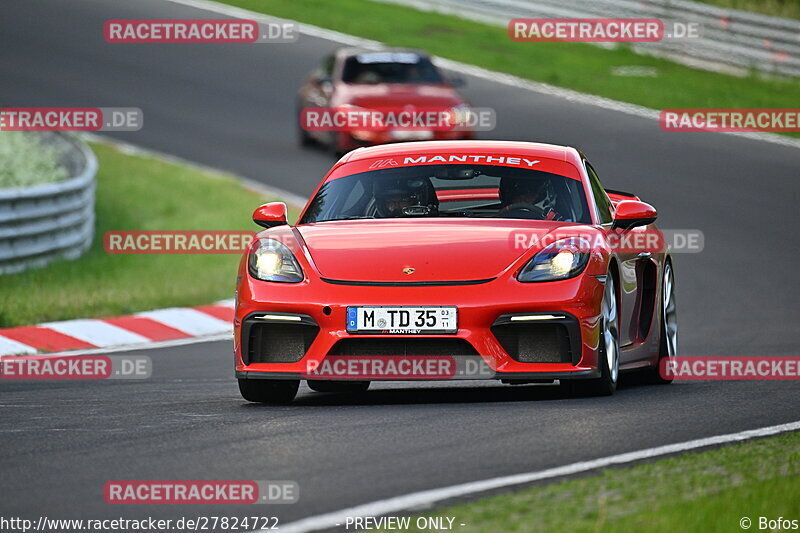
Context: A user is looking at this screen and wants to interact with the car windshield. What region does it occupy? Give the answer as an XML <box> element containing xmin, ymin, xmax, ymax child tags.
<box><xmin>341</xmin><ymin>52</ymin><xmax>444</xmax><ymax>84</ymax></box>
<box><xmin>300</xmin><ymin>164</ymin><xmax>592</xmax><ymax>224</ymax></box>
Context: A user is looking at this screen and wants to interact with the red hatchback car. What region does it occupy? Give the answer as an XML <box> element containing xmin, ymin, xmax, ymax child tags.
<box><xmin>235</xmin><ymin>141</ymin><xmax>678</xmax><ymax>403</ymax></box>
<box><xmin>296</xmin><ymin>47</ymin><xmax>474</xmax><ymax>154</ymax></box>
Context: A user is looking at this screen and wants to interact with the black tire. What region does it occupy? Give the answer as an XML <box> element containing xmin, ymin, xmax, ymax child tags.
<box><xmin>646</xmin><ymin>260</ymin><xmax>677</xmax><ymax>384</ymax></box>
<box><xmin>307</xmin><ymin>380</ymin><xmax>370</xmax><ymax>393</ymax></box>
<box><xmin>238</xmin><ymin>379</ymin><xmax>299</xmax><ymax>404</ymax></box>
<box><xmin>564</xmin><ymin>272</ymin><xmax>620</xmax><ymax>397</ymax></box>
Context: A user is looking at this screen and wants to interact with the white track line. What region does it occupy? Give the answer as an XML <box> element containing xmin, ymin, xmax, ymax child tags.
<box><xmin>269</xmin><ymin>420</ymin><xmax>800</xmax><ymax>533</ymax></box>
<box><xmin>163</xmin><ymin>0</ymin><xmax>800</xmax><ymax>151</ymax></box>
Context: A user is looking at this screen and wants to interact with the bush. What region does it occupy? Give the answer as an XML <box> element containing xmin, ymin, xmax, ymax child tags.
<box><xmin>0</xmin><ymin>132</ymin><xmax>68</xmax><ymax>188</ymax></box>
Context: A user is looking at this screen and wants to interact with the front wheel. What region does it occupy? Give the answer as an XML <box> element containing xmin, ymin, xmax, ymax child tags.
<box><xmin>565</xmin><ymin>272</ymin><xmax>620</xmax><ymax>397</ymax></box>
<box><xmin>647</xmin><ymin>260</ymin><xmax>677</xmax><ymax>384</ymax></box>
<box><xmin>238</xmin><ymin>379</ymin><xmax>299</xmax><ymax>404</ymax></box>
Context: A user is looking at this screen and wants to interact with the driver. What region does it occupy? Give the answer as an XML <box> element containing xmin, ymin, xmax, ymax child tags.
<box><xmin>499</xmin><ymin>176</ymin><xmax>557</xmax><ymax>219</ymax></box>
<box><xmin>374</xmin><ymin>177</ymin><xmax>439</xmax><ymax>218</ymax></box>
<box><xmin>375</xmin><ymin>183</ymin><xmax>416</xmax><ymax>217</ymax></box>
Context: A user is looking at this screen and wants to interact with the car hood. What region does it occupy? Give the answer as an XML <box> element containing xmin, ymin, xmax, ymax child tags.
<box><xmin>296</xmin><ymin>220</ymin><xmax>578</xmax><ymax>282</ymax></box>
<box><xmin>335</xmin><ymin>83</ymin><xmax>464</xmax><ymax>108</ymax></box>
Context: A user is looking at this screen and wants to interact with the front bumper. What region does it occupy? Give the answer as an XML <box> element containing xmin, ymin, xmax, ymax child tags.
<box><xmin>234</xmin><ymin>272</ymin><xmax>606</xmax><ymax>381</ymax></box>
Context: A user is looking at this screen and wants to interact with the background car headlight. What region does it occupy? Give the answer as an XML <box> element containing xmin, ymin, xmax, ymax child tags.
<box><xmin>449</xmin><ymin>104</ymin><xmax>472</xmax><ymax>128</ymax></box>
<box><xmin>517</xmin><ymin>237</ymin><xmax>591</xmax><ymax>282</ymax></box>
<box><xmin>248</xmin><ymin>239</ymin><xmax>303</xmax><ymax>283</ymax></box>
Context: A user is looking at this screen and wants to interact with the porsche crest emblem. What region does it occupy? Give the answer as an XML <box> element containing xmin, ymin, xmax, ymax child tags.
<box><xmin>402</xmin><ymin>267</ymin><xmax>415</xmax><ymax>275</ymax></box>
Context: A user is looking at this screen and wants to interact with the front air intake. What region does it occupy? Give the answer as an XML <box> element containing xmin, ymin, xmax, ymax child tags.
<box><xmin>242</xmin><ymin>314</ymin><xmax>319</xmax><ymax>364</ymax></box>
<box><xmin>491</xmin><ymin>314</ymin><xmax>581</xmax><ymax>365</ymax></box>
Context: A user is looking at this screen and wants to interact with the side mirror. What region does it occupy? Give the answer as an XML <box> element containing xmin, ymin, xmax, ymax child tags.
<box><xmin>252</xmin><ymin>202</ymin><xmax>288</xmax><ymax>228</ymax></box>
<box><xmin>612</xmin><ymin>200</ymin><xmax>657</xmax><ymax>230</ymax></box>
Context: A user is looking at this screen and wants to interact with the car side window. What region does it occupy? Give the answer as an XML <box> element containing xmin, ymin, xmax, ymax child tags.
<box><xmin>585</xmin><ymin>162</ymin><xmax>614</xmax><ymax>224</ymax></box>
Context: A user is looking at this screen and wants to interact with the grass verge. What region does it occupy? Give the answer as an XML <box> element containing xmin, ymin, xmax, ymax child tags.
<box><xmin>0</xmin><ymin>141</ymin><xmax>296</xmax><ymax>327</ymax></box>
<box><xmin>408</xmin><ymin>431</ymin><xmax>800</xmax><ymax>533</ymax></box>
<box><xmin>217</xmin><ymin>0</ymin><xmax>800</xmax><ymax>136</ymax></box>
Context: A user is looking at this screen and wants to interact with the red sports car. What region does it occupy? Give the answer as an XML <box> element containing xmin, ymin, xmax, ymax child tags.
<box><xmin>235</xmin><ymin>141</ymin><xmax>678</xmax><ymax>403</ymax></box>
<box><xmin>296</xmin><ymin>47</ymin><xmax>473</xmax><ymax>155</ymax></box>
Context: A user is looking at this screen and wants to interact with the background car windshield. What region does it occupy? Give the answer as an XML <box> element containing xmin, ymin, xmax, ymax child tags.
<box><xmin>300</xmin><ymin>164</ymin><xmax>591</xmax><ymax>223</ymax></box>
<box><xmin>341</xmin><ymin>52</ymin><xmax>444</xmax><ymax>84</ymax></box>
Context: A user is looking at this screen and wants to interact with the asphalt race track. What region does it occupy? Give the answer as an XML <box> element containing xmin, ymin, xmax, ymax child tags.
<box><xmin>2</xmin><ymin>0</ymin><xmax>799</xmax><ymax>526</ymax></box>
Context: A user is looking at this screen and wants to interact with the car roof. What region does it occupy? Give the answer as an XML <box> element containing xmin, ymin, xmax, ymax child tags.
<box><xmin>339</xmin><ymin>140</ymin><xmax>582</xmax><ymax>166</ymax></box>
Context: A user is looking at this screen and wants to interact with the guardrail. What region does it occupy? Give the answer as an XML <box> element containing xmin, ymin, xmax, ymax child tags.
<box><xmin>379</xmin><ymin>0</ymin><xmax>800</xmax><ymax>77</ymax></box>
<box><xmin>0</xmin><ymin>133</ymin><xmax>97</xmax><ymax>275</ymax></box>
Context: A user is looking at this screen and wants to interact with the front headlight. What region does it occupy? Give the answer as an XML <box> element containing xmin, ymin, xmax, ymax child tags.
<box><xmin>248</xmin><ymin>239</ymin><xmax>303</xmax><ymax>283</ymax></box>
<box><xmin>517</xmin><ymin>237</ymin><xmax>591</xmax><ymax>282</ymax></box>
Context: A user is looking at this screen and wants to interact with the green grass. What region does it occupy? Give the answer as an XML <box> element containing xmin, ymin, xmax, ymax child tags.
<box><xmin>217</xmin><ymin>0</ymin><xmax>800</xmax><ymax>136</ymax></box>
<box><xmin>0</xmin><ymin>142</ymin><xmax>296</xmax><ymax>327</ymax></box>
<box><xmin>408</xmin><ymin>431</ymin><xmax>800</xmax><ymax>533</ymax></box>
<box><xmin>695</xmin><ymin>0</ymin><xmax>800</xmax><ymax>20</ymax></box>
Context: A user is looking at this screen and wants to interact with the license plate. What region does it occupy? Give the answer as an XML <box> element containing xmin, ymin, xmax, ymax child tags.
<box><xmin>346</xmin><ymin>306</ymin><xmax>457</xmax><ymax>334</ymax></box>
<box><xmin>390</xmin><ymin>130</ymin><xmax>434</xmax><ymax>141</ymax></box>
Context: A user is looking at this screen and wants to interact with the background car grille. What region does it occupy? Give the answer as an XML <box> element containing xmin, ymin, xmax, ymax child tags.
<box><xmin>491</xmin><ymin>322</ymin><xmax>575</xmax><ymax>364</ymax></box>
<box><xmin>244</xmin><ymin>321</ymin><xmax>319</xmax><ymax>364</ymax></box>
<box><xmin>329</xmin><ymin>338</ymin><xmax>478</xmax><ymax>357</ymax></box>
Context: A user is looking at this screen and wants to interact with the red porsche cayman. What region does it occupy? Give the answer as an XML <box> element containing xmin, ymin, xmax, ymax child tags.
<box><xmin>235</xmin><ymin>141</ymin><xmax>677</xmax><ymax>403</ymax></box>
<box><xmin>296</xmin><ymin>47</ymin><xmax>473</xmax><ymax>154</ymax></box>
